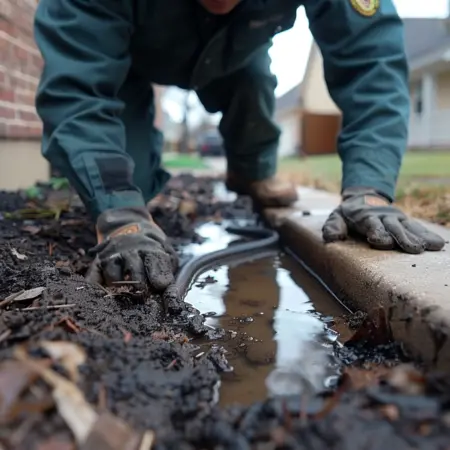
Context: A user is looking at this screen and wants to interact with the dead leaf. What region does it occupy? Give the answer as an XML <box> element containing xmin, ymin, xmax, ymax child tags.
<box><xmin>178</xmin><ymin>199</ymin><xmax>197</xmax><ymax>217</ymax></box>
<box><xmin>0</xmin><ymin>290</ymin><xmax>25</xmax><ymax>308</ymax></box>
<box><xmin>346</xmin><ymin>307</ymin><xmax>392</xmax><ymax>346</ymax></box>
<box><xmin>379</xmin><ymin>404</ymin><xmax>399</xmax><ymax>421</ymax></box>
<box><xmin>8</xmin><ymin>398</ymin><xmax>55</xmax><ymax>421</ymax></box>
<box><xmin>60</xmin><ymin>219</ymin><xmax>85</xmax><ymax>227</ymax></box>
<box><xmin>0</xmin><ymin>360</ymin><xmax>41</xmax><ymax>423</ymax></box>
<box><xmin>37</xmin><ymin>438</ymin><xmax>75</xmax><ymax>450</ymax></box>
<box><xmin>11</xmin><ymin>248</ymin><xmax>28</xmax><ymax>261</ymax></box>
<box><xmin>40</xmin><ymin>341</ymin><xmax>86</xmax><ymax>383</ymax></box>
<box><xmin>55</xmin><ymin>261</ymin><xmax>71</xmax><ymax>268</ymax></box>
<box><xmin>387</xmin><ymin>364</ymin><xmax>425</xmax><ymax>396</ymax></box>
<box><xmin>15</xmin><ymin>347</ymin><xmax>97</xmax><ymax>445</ymax></box>
<box><xmin>81</xmin><ymin>412</ymin><xmax>142</xmax><ymax>450</ymax></box>
<box><xmin>313</xmin><ymin>373</ymin><xmax>353</xmax><ymax>420</ymax></box>
<box><xmin>13</xmin><ymin>287</ymin><xmax>46</xmax><ymax>302</ymax></box>
<box><xmin>344</xmin><ymin>365</ymin><xmax>391</xmax><ymax>390</ymax></box>
<box><xmin>330</xmin><ymin>317</ymin><xmax>355</xmax><ymax>343</ymax></box>
<box><xmin>21</xmin><ymin>225</ymin><xmax>42</xmax><ymax>235</ymax></box>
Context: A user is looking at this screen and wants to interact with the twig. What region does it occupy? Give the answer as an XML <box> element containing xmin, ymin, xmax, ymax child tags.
<box><xmin>119</xmin><ymin>326</ymin><xmax>132</xmax><ymax>343</ymax></box>
<box><xmin>98</xmin><ymin>384</ymin><xmax>107</xmax><ymax>411</ymax></box>
<box><xmin>165</xmin><ymin>359</ymin><xmax>177</xmax><ymax>370</ymax></box>
<box><xmin>139</xmin><ymin>431</ymin><xmax>155</xmax><ymax>450</ymax></box>
<box><xmin>21</xmin><ymin>304</ymin><xmax>76</xmax><ymax>311</ymax></box>
<box><xmin>0</xmin><ymin>329</ymin><xmax>12</xmax><ymax>343</ymax></box>
<box><xmin>111</xmin><ymin>280</ymin><xmax>142</xmax><ymax>285</ymax></box>
<box><xmin>83</xmin><ymin>327</ymin><xmax>107</xmax><ymax>338</ymax></box>
<box><xmin>94</xmin><ymin>283</ymin><xmax>110</xmax><ymax>295</ymax></box>
<box><xmin>0</xmin><ymin>290</ymin><xmax>25</xmax><ymax>308</ymax></box>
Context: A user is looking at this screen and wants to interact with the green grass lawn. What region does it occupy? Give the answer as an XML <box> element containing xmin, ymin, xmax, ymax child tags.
<box><xmin>279</xmin><ymin>151</ymin><xmax>450</xmax><ymax>226</ymax></box>
<box><xmin>280</xmin><ymin>151</ymin><xmax>450</xmax><ymax>186</ymax></box>
<box><xmin>162</xmin><ymin>153</ymin><xmax>207</xmax><ymax>170</ymax></box>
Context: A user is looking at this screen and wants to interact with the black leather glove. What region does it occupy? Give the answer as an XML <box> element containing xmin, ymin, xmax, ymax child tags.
<box><xmin>85</xmin><ymin>206</ymin><xmax>178</xmax><ymax>290</ymax></box>
<box><xmin>322</xmin><ymin>187</ymin><xmax>446</xmax><ymax>254</ymax></box>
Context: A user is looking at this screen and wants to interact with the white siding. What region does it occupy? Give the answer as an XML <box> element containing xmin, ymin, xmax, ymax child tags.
<box><xmin>277</xmin><ymin>110</ymin><xmax>300</xmax><ymax>158</ymax></box>
<box><xmin>302</xmin><ymin>44</ymin><xmax>340</xmax><ymax>115</ymax></box>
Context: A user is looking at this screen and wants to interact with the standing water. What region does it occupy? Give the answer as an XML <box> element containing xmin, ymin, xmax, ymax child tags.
<box><xmin>181</xmin><ymin>222</ymin><xmax>348</xmax><ymax>406</ymax></box>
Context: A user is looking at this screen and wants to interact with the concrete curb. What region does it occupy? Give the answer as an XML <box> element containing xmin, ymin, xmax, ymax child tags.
<box><xmin>264</xmin><ymin>188</ymin><xmax>450</xmax><ymax>371</ymax></box>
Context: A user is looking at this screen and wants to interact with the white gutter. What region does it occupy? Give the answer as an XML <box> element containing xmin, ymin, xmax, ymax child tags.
<box><xmin>409</xmin><ymin>42</ymin><xmax>450</xmax><ymax>72</ymax></box>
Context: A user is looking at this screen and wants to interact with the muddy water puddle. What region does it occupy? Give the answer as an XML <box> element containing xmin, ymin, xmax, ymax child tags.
<box><xmin>181</xmin><ymin>222</ymin><xmax>349</xmax><ymax>406</ymax></box>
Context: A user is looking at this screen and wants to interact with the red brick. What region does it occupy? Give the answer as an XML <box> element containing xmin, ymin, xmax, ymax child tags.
<box><xmin>6</xmin><ymin>124</ymin><xmax>41</xmax><ymax>139</ymax></box>
<box><xmin>15</xmin><ymin>91</ymin><xmax>36</xmax><ymax>106</ymax></box>
<box><xmin>0</xmin><ymin>88</ymin><xmax>14</xmax><ymax>102</ymax></box>
<box><xmin>0</xmin><ymin>0</ymin><xmax>42</xmax><ymax>139</ymax></box>
<box><xmin>0</xmin><ymin>106</ymin><xmax>16</xmax><ymax>120</ymax></box>
<box><xmin>18</xmin><ymin>109</ymin><xmax>38</xmax><ymax>121</ymax></box>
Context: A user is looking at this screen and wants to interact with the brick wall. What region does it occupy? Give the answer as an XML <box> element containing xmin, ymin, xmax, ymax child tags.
<box><xmin>0</xmin><ymin>0</ymin><xmax>42</xmax><ymax>139</ymax></box>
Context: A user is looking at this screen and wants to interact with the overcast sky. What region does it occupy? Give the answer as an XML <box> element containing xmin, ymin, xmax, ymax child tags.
<box><xmin>271</xmin><ymin>0</ymin><xmax>449</xmax><ymax>96</ymax></box>
<box><xmin>164</xmin><ymin>0</ymin><xmax>449</xmax><ymax>123</ymax></box>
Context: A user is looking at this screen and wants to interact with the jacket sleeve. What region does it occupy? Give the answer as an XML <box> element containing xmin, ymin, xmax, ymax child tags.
<box><xmin>303</xmin><ymin>0</ymin><xmax>410</xmax><ymax>200</ymax></box>
<box><xmin>34</xmin><ymin>0</ymin><xmax>146</xmax><ymax>220</ymax></box>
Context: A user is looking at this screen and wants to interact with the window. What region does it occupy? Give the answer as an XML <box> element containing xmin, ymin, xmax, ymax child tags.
<box><xmin>413</xmin><ymin>82</ymin><xmax>423</xmax><ymax>115</ymax></box>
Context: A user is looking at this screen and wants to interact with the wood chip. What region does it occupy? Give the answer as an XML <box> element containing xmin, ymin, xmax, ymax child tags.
<box><xmin>0</xmin><ymin>360</ymin><xmax>40</xmax><ymax>423</ymax></box>
<box><xmin>13</xmin><ymin>287</ymin><xmax>46</xmax><ymax>302</ymax></box>
<box><xmin>40</xmin><ymin>341</ymin><xmax>86</xmax><ymax>383</ymax></box>
<box><xmin>139</xmin><ymin>431</ymin><xmax>155</xmax><ymax>450</ymax></box>
<box><xmin>11</xmin><ymin>248</ymin><xmax>28</xmax><ymax>261</ymax></box>
<box><xmin>14</xmin><ymin>347</ymin><xmax>98</xmax><ymax>445</ymax></box>
<box><xmin>0</xmin><ymin>290</ymin><xmax>25</xmax><ymax>308</ymax></box>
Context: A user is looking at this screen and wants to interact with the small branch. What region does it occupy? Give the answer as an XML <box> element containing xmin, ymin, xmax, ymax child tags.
<box><xmin>0</xmin><ymin>329</ymin><xmax>12</xmax><ymax>343</ymax></box>
<box><xmin>21</xmin><ymin>304</ymin><xmax>76</xmax><ymax>311</ymax></box>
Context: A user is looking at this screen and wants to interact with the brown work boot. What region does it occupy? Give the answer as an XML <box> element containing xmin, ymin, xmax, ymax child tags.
<box><xmin>225</xmin><ymin>174</ymin><xmax>298</xmax><ymax>207</ymax></box>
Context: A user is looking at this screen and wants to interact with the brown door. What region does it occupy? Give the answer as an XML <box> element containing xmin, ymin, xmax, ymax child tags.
<box><xmin>301</xmin><ymin>112</ymin><xmax>341</xmax><ymax>155</ymax></box>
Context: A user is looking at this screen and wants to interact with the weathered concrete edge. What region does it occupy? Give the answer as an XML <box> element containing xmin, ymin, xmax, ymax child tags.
<box><xmin>264</xmin><ymin>190</ymin><xmax>450</xmax><ymax>371</ymax></box>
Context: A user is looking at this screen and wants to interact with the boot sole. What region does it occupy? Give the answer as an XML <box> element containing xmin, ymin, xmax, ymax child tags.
<box><xmin>225</xmin><ymin>181</ymin><xmax>298</xmax><ymax>207</ymax></box>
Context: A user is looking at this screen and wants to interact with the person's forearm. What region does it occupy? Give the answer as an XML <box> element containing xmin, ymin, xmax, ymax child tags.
<box><xmin>35</xmin><ymin>0</ymin><xmax>145</xmax><ymax>219</ymax></box>
<box><xmin>304</xmin><ymin>0</ymin><xmax>409</xmax><ymax>200</ymax></box>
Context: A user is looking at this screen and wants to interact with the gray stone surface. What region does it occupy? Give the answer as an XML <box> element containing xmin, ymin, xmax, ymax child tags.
<box><xmin>265</xmin><ymin>189</ymin><xmax>450</xmax><ymax>370</ymax></box>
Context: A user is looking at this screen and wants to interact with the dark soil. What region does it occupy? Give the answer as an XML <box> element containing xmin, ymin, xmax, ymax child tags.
<box><xmin>0</xmin><ymin>174</ymin><xmax>449</xmax><ymax>450</ymax></box>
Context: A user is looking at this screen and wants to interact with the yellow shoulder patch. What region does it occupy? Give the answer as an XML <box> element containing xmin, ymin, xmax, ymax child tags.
<box><xmin>350</xmin><ymin>0</ymin><xmax>380</xmax><ymax>17</ymax></box>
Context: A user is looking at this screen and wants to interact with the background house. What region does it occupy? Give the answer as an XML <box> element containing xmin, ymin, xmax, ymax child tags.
<box><xmin>0</xmin><ymin>0</ymin><xmax>49</xmax><ymax>190</ymax></box>
<box><xmin>274</xmin><ymin>42</ymin><xmax>342</xmax><ymax>157</ymax></box>
<box><xmin>275</xmin><ymin>17</ymin><xmax>450</xmax><ymax>156</ymax></box>
<box><xmin>405</xmin><ymin>18</ymin><xmax>450</xmax><ymax>148</ymax></box>
<box><xmin>297</xmin><ymin>42</ymin><xmax>341</xmax><ymax>156</ymax></box>
<box><xmin>274</xmin><ymin>84</ymin><xmax>302</xmax><ymax>158</ymax></box>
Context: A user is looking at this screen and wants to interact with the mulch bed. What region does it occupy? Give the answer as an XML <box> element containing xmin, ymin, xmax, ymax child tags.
<box><xmin>0</xmin><ymin>174</ymin><xmax>449</xmax><ymax>450</ymax></box>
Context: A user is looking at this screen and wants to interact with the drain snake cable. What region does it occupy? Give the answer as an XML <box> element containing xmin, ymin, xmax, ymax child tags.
<box><xmin>175</xmin><ymin>225</ymin><xmax>279</xmax><ymax>299</ymax></box>
<box><xmin>174</xmin><ymin>224</ymin><xmax>346</xmax><ymax>348</ymax></box>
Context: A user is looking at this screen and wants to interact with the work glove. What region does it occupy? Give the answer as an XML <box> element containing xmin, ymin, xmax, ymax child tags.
<box><xmin>85</xmin><ymin>206</ymin><xmax>178</xmax><ymax>290</ymax></box>
<box><xmin>322</xmin><ymin>187</ymin><xmax>446</xmax><ymax>254</ymax></box>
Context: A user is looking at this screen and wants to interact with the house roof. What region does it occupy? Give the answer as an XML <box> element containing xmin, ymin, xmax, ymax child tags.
<box><xmin>402</xmin><ymin>18</ymin><xmax>450</xmax><ymax>71</ymax></box>
<box><xmin>403</xmin><ymin>18</ymin><xmax>450</xmax><ymax>62</ymax></box>
<box><xmin>275</xmin><ymin>84</ymin><xmax>302</xmax><ymax>113</ymax></box>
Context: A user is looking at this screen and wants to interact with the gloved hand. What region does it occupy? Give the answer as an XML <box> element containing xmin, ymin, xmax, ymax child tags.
<box><xmin>85</xmin><ymin>206</ymin><xmax>178</xmax><ymax>290</ymax></box>
<box><xmin>322</xmin><ymin>187</ymin><xmax>446</xmax><ymax>254</ymax></box>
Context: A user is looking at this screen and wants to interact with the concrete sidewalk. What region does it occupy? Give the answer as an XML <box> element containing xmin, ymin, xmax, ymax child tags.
<box><xmin>264</xmin><ymin>188</ymin><xmax>450</xmax><ymax>371</ymax></box>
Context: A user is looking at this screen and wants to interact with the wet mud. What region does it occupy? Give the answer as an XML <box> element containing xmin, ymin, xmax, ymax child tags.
<box><xmin>0</xmin><ymin>175</ymin><xmax>449</xmax><ymax>449</ymax></box>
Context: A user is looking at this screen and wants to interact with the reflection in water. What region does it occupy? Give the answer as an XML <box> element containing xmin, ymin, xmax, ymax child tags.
<box><xmin>183</xmin><ymin>224</ymin><xmax>346</xmax><ymax>406</ymax></box>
